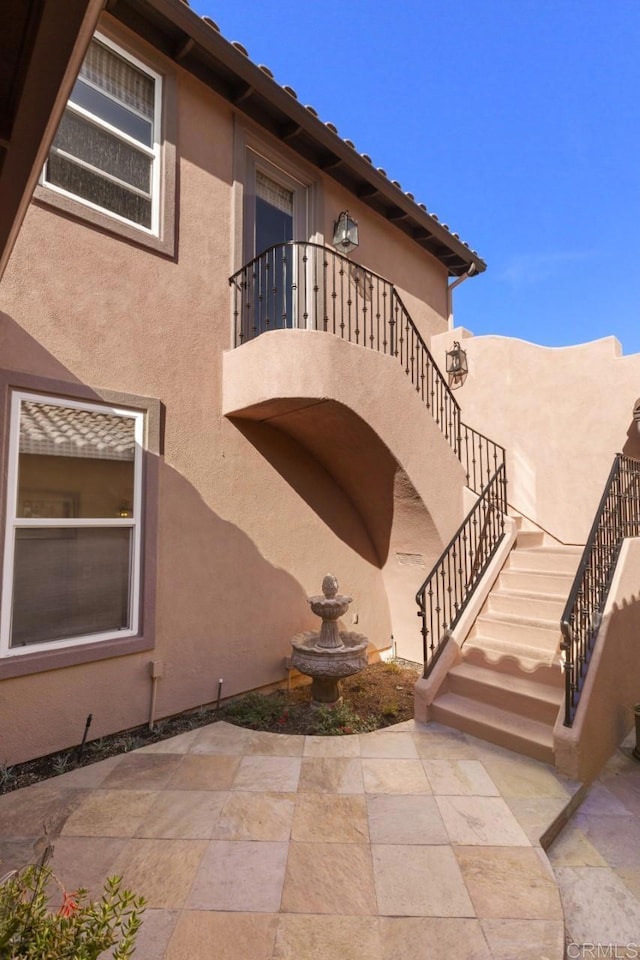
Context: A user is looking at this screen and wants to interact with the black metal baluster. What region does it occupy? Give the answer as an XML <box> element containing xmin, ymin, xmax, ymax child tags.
<box><xmin>353</xmin><ymin>267</ymin><xmax>360</xmax><ymax>344</ymax></box>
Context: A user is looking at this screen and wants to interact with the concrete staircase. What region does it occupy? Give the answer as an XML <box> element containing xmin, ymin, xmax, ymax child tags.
<box><xmin>430</xmin><ymin>516</ymin><xmax>583</xmax><ymax>763</ymax></box>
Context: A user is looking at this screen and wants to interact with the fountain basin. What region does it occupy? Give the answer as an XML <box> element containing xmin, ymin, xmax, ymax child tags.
<box><xmin>290</xmin><ymin>574</ymin><xmax>369</xmax><ymax>704</ymax></box>
<box><xmin>309</xmin><ymin>595</ymin><xmax>351</xmax><ymax>619</ymax></box>
<box><xmin>291</xmin><ymin>630</ymin><xmax>368</xmax><ymax>704</ymax></box>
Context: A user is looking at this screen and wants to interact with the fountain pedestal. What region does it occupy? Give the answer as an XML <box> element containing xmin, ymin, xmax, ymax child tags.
<box><xmin>290</xmin><ymin>574</ymin><xmax>368</xmax><ymax>706</ymax></box>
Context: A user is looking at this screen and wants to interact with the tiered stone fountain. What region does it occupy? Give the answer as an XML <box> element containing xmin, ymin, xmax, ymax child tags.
<box><xmin>290</xmin><ymin>574</ymin><xmax>368</xmax><ymax>704</ymax></box>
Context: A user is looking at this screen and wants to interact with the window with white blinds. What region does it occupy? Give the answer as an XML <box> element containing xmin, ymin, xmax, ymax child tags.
<box><xmin>0</xmin><ymin>393</ymin><xmax>145</xmax><ymax>656</ymax></box>
<box><xmin>43</xmin><ymin>33</ymin><xmax>162</xmax><ymax>233</ymax></box>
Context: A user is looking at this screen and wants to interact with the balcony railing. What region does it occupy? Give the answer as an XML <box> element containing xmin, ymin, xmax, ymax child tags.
<box><xmin>229</xmin><ymin>241</ymin><xmax>505</xmax><ymax>495</ymax></box>
<box><xmin>560</xmin><ymin>453</ymin><xmax>640</xmax><ymax>726</ymax></box>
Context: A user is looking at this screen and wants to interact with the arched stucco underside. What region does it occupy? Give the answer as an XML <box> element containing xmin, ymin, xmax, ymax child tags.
<box><xmin>223</xmin><ymin>329</ymin><xmax>467</xmax><ymax>660</ymax></box>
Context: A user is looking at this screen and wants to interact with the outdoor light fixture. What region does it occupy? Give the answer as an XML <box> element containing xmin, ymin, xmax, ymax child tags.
<box><xmin>446</xmin><ymin>341</ymin><xmax>468</xmax><ymax>383</ymax></box>
<box><xmin>332</xmin><ymin>210</ymin><xmax>359</xmax><ymax>254</ymax></box>
<box><xmin>633</xmin><ymin>397</ymin><xmax>640</xmax><ymax>426</ymax></box>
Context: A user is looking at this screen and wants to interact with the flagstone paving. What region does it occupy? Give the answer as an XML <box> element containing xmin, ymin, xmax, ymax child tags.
<box><xmin>0</xmin><ymin>719</ymin><xmax>638</xmax><ymax>959</ymax></box>
<box><xmin>547</xmin><ymin>731</ymin><xmax>640</xmax><ymax>957</ymax></box>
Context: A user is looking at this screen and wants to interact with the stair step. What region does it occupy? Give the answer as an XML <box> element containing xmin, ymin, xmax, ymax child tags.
<box><xmin>508</xmin><ymin>512</ymin><xmax>540</xmax><ymax>533</ymax></box>
<box><xmin>488</xmin><ymin>591</ymin><xmax>565</xmax><ymax>620</ymax></box>
<box><xmin>446</xmin><ymin>662</ymin><xmax>563</xmax><ymax>724</ymax></box>
<box><xmin>462</xmin><ymin>643</ymin><xmax>562</xmax><ymax>685</ymax></box>
<box><xmin>508</xmin><ymin>547</ymin><xmax>582</xmax><ymax>575</ymax></box>
<box><xmin>430</xmin><ymin>692</ymin><xmax>555</xmax><ymax>764</ymax></box>
<box><xmin>510</xmin><ymin>513</ymin><xmax>524</xmax><ymax>531</ymax></box>
<box><xmin>499</xmin><ymin>568</ymin><xmax>575</xmax><ymax>595</ymax></box>
<box><xmin>464</xmin><ymin>633</ymin><xmax>560</xmax><ymax>666</ymax></box>
<box><xmin>515</xmin><ymin>529</ymin><xmax>546</xmax><ymax>548</ymax></box>
<box><xmin>472</xmin><ymin>612</ymin><xmax>561</xmax><ymax>646</ymax></box>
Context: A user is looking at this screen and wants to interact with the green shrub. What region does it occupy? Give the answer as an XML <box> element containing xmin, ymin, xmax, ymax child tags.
<box><xmin>0</xmin><ymin>860</ymin><xmax>145</xmax><ymax>960</ymax></box>
<box><xmin>380</xmin><ymin>700</ymin><xmax>400</xmax><ymax>718</ymax></box>
<box><xmin>221</xmin><ymin>691</ymin><xmax>291</xmax><ymax>730</ymax></box>
<box><xmin>382</xmin><ymin>661</ymin><xmax>402</xmax><ymax>674</ymax></box>
<box><xmin>309</xmin><ymin>702</ymin><xmax>377</xmax><ymax>736</ymax></box>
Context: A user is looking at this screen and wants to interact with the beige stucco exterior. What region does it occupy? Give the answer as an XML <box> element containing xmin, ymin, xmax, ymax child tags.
<box><xmin>1</xmin><ymin>4</ymin><xmax>638</xmax><ymax>777</ymax></box>
<box><xmin>432</xmin><ymin>329</ymin><xmax>640</xmax><ymax>545</ymax></box>
<box><xmin>0</xmin><ymin>11</ymin><xmax>464</xmax><ymax>765</ymax></box>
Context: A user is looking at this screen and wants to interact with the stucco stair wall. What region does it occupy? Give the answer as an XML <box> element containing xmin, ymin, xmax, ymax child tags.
<box><xmin>428</xmin><ymin>516</ymin><xmax>582</xmax><ymax>763</ymax></box>
<box><xmin>223</xmin><ymin>330</ymin><xmax>468</xmax><ymax>656</ymax></box>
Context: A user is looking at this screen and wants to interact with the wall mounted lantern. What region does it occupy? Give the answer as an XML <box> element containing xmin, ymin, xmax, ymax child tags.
<box><xmin>446</xmin><ymin>341</ymin><xmax>468</xmax><ymax>384</ymax></box>
<box><xmin>332</xmin><ymin>211</ymin><xmax>359</xmax><ymax>255</ymax></box>
<box><xmin>633</xmin><ymin>397</ymin><xmax>640</xmax><ymax>425</ymax></box>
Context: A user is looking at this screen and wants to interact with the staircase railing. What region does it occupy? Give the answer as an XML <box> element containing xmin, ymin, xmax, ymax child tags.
<box><xmin>416</xmin><ymin>463</ymin><xmax>507</xmax><ymax>677</ymax></box>
<box><xmin>560</xmin><ymin>453</ymin><xmax>640</xmax><ymax>726</ymax></box>
<box><xmin>229</xmin><ymin>241</ymin><xmax>505</xmax><ymax>495</ymax></box>
<box><xmin>230</xmin><ymin>242</ymin><xmax>509</xmax><ymax>678</ymax></box>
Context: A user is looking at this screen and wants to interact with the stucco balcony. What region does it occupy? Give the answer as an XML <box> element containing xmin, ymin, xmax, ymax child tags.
<box><xmin>225</xmin><ymin>243</ymin><xmax>508</xmax><ymax>662</ymax></box>
<box><xmin>228</xmin><ymin>242</ymin><xmax>503</xmax><ymax>495</ymax></box>
<box><xmin>224</xmin><ymin>243</ymin><xmax>470</xmax><ymax>559</ymax></box>
<box><xmin>229</xmin><ymin>241</ymin><xmax>461</xmax><ymax>435</ymax></box>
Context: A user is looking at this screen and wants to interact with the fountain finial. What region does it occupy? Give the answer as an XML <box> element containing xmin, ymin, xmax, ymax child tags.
<box><xmin>322</xmin><ymin>574</ymin><xmax>339</xmax><ymax>598</ymax></box>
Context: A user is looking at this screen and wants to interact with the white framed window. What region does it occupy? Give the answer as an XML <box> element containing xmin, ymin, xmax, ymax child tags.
<box><xmin>0</xmin><ymin>392</ymin><xmax>145</xmax><ymax>657</ymax></box>
<box><xmin>42</xmin><ymin>32</ymin><xmax>162</xmax><ymax>235</ymax></box>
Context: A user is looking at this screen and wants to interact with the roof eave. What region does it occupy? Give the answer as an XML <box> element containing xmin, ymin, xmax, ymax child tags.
<box><xmin>108</xmin><ymin>0</ymin><xmax>486</xmax><ymax>277</ymax></box>
<box><xmin>0</xmin><ymin>0</ymin><xmax>105</xmax><ymax>281</ymax></box>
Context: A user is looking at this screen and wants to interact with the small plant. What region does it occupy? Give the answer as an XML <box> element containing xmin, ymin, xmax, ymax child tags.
<box><xmin>112</xmin><ymin>734</ymin><xmax>145</xmax><ymax>754</ymax></box>
<box><xmin>309</xmin><ymin>702</ymin><xmax>377</xmax><ymax>736</ymax></box>
<box><xmin>382</xmin><ymin>661</ymin><xmax>402</xmax><ymax>674</ymax></box>
<box><xmin>51</xmin><ymin>754</ymin><xmax>74</xmax><ymax>777</ymax></box>
<box><xmin>222</xmin><ymin>691</ymin><xmax>291</xmax><ymax>730</ymax></box>
<box><xmin>381</xmin><ymin>700</ymin><xmax>400</xmax><ymax>718</ymax></box>
<box><xmin>0</xmin><ymin>855</ymin><xmax>145</xmax><ymax>960</ymax></box>
<box><xmin>0</xmin><ymin>764</ymin><xmax>15</xmax><ymax>791</ymax></box>
<box><xmin>190</xmin><ymin>705</ymin><xmax>214</xmax><ymax>725</ymax></box>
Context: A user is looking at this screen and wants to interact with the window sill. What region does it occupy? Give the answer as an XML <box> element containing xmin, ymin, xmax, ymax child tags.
<box><xmin>0</xmin><ymin>633</ymin><xmax>154</xmax><ymax>679</ymax></box>
<box><xmin>33</xmin><ymin>183</ymin><xmax>176</xmax><ymax>258</ymax></box>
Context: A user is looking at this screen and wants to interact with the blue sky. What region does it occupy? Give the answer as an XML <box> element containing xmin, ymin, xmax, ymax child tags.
<box><xmin>193</xmin><ymin>0</ymin><xmax>640</xmax><ymax>354</ymax></box>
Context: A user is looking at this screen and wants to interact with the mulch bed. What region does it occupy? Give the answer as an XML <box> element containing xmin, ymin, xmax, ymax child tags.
<box><xmin>0</xmin><ymin>661</ymin><xmax>420</xmax><ymax>795</ymax></box>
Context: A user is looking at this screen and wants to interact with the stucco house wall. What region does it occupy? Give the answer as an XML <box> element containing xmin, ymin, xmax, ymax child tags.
<box><xmin>0</xmin><ymin>12</ymin><xmax>466</xmax><ymax>764</ymax></box>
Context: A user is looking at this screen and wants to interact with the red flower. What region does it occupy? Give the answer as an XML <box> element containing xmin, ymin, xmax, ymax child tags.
<box><xmin>59</xmin><ymin>890</ymin><xmax>79</xmax><ymax>917</ymax></box>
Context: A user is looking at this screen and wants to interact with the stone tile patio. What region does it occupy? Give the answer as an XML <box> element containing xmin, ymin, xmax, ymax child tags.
<box><xmin>0</xmin><ymin>719</ymin><xmax>638</xmax><ymax>959</ymax></box>
<box><xmin>547</xmin><ymin>731</ymin><xmax>640</xmax><ymax>957</ymax></box>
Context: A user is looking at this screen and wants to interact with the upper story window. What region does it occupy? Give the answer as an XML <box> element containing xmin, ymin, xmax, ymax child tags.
<box><xmin>42</xmin><ymin>33</ymin><xmax>162</xmax><ymax>235</ymax></box>
<box><xmin>0</xmin><ymin>392</ymin><xmax>145</xmax><ymax>657</ymax></box>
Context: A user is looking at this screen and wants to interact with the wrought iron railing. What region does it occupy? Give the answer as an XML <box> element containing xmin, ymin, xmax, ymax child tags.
<box><xmin>458</xmin><ymin>423</ymin><xmax>505</xmax><ymax>494</ymax></box>
<box><xmin>230</xmin><ymin>242</ymin><xmax>509</xmax><ymax>678</ymax></box>
<box><xmin>229</xmin><ymin>241</ymin><xmax>505</xmax><ymax>494</ymax></box>
<box><xmin>560</xmin><ymin>454</ymin><xmax>640</xmax><ymax>726</ymax></box>
<box><xmin>416</xmin><ymin>463</ymin><xmax>507</xmax><ymax>677</ymax></box>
